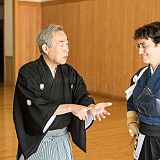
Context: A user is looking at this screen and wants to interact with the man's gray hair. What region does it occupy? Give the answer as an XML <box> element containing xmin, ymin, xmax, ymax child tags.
<box><xmin>37</xmin><ymin>24</ymin><xmax>64</xmax><ymax>53</ymax></box>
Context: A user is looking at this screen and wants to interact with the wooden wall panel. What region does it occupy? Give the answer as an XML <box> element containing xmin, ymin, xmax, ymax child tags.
<box><xmin>41</xmin><ymin>0</ymin><xmax>160</xmax><ymax>98</ymax></box>
<box><xmin>14</xmin><ymin>1</ymin><xmax>41</xmax><ymax>82</ymax></box>
<box><xmin>4</xmin><ymin>56</ymin><xmax>14</xmax><ymax>85</ymax></box>
<box><xmin>14</xmin><ymin>0</ymin><xmax>160</xmax><ymax>98</ymax></box>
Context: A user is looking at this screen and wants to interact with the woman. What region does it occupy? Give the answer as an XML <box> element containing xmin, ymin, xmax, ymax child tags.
<box><xmin>126</xmin><ymin>21</ymin><xmax>160</xmax><ymax>160</ymax></box>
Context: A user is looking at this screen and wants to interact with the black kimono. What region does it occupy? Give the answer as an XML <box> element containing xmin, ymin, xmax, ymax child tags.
<box><xmin>13</xmin><ymin>55</ymin><xmax>95</xmax><ymax>159</ymax></box>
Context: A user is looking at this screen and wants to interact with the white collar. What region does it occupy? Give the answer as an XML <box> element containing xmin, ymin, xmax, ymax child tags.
<box><xmin>150</xmin><ymin>65</ymin><xmax>158</xmax><ymax>75</ymax></box>
<box><xmin>150</xmin><ymin>66</ymin><xmax>154</xmax><ymax>75</ymax></box>
<box><xmin>47</xmin><ymin>65</ymin><xmax>57</xmax><ymax>78</ymax></box>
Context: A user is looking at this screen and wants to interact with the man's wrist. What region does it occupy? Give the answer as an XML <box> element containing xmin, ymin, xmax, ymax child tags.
<box><xmin>88</xmin><ymin>104</ymin><xmax>95</xmax><ymax>108</ymax></box>
<box><xmin>67</xmin><ymin>104</ymin><xmax>73</xmax><ymax>113</ymax></box>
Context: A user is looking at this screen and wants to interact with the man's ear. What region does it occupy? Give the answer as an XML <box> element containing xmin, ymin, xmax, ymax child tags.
<box><xmin>42</xmin><ymin>44</ymin><xmax>49</xmax><ymax>54</ymax></box>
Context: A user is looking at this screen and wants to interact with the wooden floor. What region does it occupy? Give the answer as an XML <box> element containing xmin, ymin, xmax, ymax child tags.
<box><xmin>0</xmin><ymin>85</ymin><xmax>133</xmax><ymax>160</ymax></box>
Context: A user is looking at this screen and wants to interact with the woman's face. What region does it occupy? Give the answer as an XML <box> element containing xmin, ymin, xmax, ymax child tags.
<box><xmin>136</xmin><ymin>38</ymin><xmax>160</xmax><ymax>68</ymax></box>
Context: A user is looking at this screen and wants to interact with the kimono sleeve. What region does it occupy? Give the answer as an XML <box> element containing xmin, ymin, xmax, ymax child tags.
<box><xmin>13</xmin><ymin>68</ymin><xmax>59</xmax><ymax>134</ymax></box>
<box><xmin>70</xmin><ymin>68</ymin><xmax>95</xmax><ymax>106</ymax></box>
<box><xmin>127</xmin><ymin>68</ymin><xmax>145</xmax><ymax>111</ymax></box>
<box><xmin>68</xmin><ymin>66</ymin><xmax>94</xmax><ymax>152</ymax></box>
<box><xmin>127</xmin><ymin>76</ymin><xmax>136</xmax><ymax>111</ymax></box>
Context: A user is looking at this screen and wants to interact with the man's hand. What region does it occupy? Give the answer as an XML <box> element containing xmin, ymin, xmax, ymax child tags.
<box><xmin>89</xmin><ymin>102</ymin><xmax>112</xmax><ymax>121</ymax></box>
<box><xmin>71</xmin><ymin>104</ymin><xmax>92</xmax><ymax>121</ymax></box>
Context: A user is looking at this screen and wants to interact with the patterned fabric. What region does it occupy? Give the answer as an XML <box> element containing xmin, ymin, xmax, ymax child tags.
<box><xmin>134</xmin><ymin>129</ymin><xmax>160</xmax><ymax>160</ymax></box>
<box><xmin>134</xmin><ymin>132</ymin><xmax>145</xmax><ymax>160</ymax></box>
<box><xmin>18</xmin><ymin>128</ymin><xmax>72</xmax><ymax>160</ymax></box>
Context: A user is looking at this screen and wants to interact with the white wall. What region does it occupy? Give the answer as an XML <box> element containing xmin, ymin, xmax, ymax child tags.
<box><xmin>4</xmin><ymin>0</ymin><xmax>13</xmax><ymax>56</ymax></box>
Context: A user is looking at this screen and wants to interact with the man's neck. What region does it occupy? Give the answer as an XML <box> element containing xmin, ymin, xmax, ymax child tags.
<box><xmin>43</xmin><ymin>54</ymin><xmax>57</xmax><ymax>71</ymax></box>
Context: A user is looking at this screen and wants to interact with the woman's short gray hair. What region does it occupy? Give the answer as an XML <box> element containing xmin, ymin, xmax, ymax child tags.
<box><xmin>37</xmin><ymin>24</ymin><xmax>64</xmax><ymax>53</ymax></box>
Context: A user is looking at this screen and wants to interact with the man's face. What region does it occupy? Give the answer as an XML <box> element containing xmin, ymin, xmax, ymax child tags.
<box><xmin>47</xmin><ymin>31</ymin><xmax>69</xmax><ymax>65</ymax></box>
<box><xmin>136</xmin><ymin>38</ymin><xmax>160</xmax><ymax>66</ymax></box>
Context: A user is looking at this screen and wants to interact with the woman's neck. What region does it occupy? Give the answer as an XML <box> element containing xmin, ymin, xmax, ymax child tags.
<box><xmin>150</xmin><ymin>63</ymin><xmax>159</xmax><ymax>72</ymax></box>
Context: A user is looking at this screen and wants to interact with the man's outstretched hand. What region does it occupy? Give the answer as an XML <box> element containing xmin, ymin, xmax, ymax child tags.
<box><xmin>89</xmin><ymin>102</ymin><xmax>112</xmax><ymax>121</ymax></box>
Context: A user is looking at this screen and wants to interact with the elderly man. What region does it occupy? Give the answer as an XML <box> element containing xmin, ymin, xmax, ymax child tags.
<box><xmin>13</xmin><ymin>24</ymin><xmax>112</xmax><ymax>160</ymax></box>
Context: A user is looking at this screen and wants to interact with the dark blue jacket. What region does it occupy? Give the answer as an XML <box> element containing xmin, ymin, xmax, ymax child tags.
<box><xmin>127</xmin><ymin>64</ymin><xmax>160</xmax><ymax>126</ymax></box>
